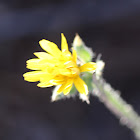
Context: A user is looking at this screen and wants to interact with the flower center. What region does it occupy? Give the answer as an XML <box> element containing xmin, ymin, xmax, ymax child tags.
<box><xmin>70</xmin><ymin>67</ymin><xmax>80</xmax><ymax>76</ymax></box>
<box><xmin>62</xmin><ymin>60</ymin><xmax>80</xmax><ymax>77</ymax></box>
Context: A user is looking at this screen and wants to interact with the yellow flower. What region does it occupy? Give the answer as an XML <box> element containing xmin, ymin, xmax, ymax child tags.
<box><xmin>23</xmin><ymin>33</ymin><xmax>97</xmax><ymax>95</ymax></box>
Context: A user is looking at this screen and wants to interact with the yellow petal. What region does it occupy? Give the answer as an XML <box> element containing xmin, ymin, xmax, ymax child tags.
<box><xmin>26</xmin><ymin>58</ymin><xmax>56</xmax><ymax>70</ymax></box>
<box><xmin>26</xmin><ymin>61</ymin><xmax>49</xmax><ymax>70</ymax></box>
<box><xmin>49</xmin><ymin>75</ymin><xmax>65</xmax><ymax>85</ymax></box>
<box><xmin>37</xmin><ymin>82</ymin><xmax>53</xmax><ymax>88</ymax></box>
<box><xmin>64</xmin><ymin>60</ymin><xmax>76</xmax><ymax>68</ymax></box>
<box><xmin>26</xmin><ymin>64</ymin><xmax>43</xmax><ymax>70</ymax></box>
<box><xmin>61</xmin><ymin>33</ymin><xmax>68</xmax><ymax>52</ymax></box>
<box><xmin>39</xmin><ymin>58</ymin><xmax>58</xmax><ymax>64</ymax></box>
<box><xmin>26</xmin><ymin>58</ymin><xmax>40</xmax><ymax>64</ymax></box>
<box><xmin>26</xmin><ymin>59</ymin><xmax>41</xmax><ymax>70</ymax></box>
<box><xmin>61</xmin><ymin>50</ymin><xmax>71</xmax><ymax>61</ymax></box>
<box><xmin>57</xmin><ymin>78</ymin><xmax>73</xmax><ymax>94</ymax></box>
<box><xmin>39</xmin><ymin>74</ymin><xmax>65</xmax><ymax>84</ymax></box>
<box><xmin>72</xmin><ymin>48</ymin><xmax>77</xmax><ymax>63</ymax></box>
<box><xmin>63</xmin><ymin>83</ymin><xmax>73</xmax><ymax>95</ymax></box>
<box><xmin>34</xmin><ymin>52</ymin><xmax>53</xmax><ymax>59</ymax></box>
<box><xmin>74</xmin><ymin>76</ymin><xmax>88</xmax><ymax>95</ymax></box>
<box><xmin>63</xmin><ymin>78</ymin><xmax>73</xmax><ymax>95</ymax></box>
<box><xmin>39</xmin><ymin>74</ymin><xmax>53</xmax><ymax>83</ymax></box>
<box><xmin>79</xmin><ymin>62</ymin><xmax>97</xmax><ymax>72</ymax></box>
<box><xmin>26</xmin><ymin>63</ymin><xmax>43</xmax><ymax>70</ymax></box>
<box><xmin>37</xmin><ymin>74</ymin><xmax>54</xmax><ymax>87</ymax></box>
<box><xmin>23</xmin><ymin>71</ymin><xmax>45</xmax><ymax>82</ymax></box>
<box><xmin>39</xmin><ymin>39</ymin><xmax>61</xmax><ymax>56</ymax></box>
<box><xmin>59</xmin><ymin>68</ymin><xmax>72</xmax><ymax>77</ymax></box>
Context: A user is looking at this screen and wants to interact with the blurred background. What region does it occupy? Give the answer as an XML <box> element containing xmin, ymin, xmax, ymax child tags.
<box><xmin>0</xmin><ymin>0</ymin><xmax>140</xmax><ymax>140</ymax></box>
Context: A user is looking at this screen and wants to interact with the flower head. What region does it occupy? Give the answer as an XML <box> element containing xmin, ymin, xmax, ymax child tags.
<box><xmin>23</xmin><ymin>33</ymin><xmax>97</xmax><ymax>95</ymax></box>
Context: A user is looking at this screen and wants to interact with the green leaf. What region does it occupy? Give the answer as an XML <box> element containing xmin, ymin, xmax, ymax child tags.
<box><xmin>72</xmin><ymin>34</ymin><xmax>94</xmax><ymax>63</ymax></box>
<box><xmin>81</xmin><ymin>72</ymin><xmax>93</xmax><ymax>93</ymax></box>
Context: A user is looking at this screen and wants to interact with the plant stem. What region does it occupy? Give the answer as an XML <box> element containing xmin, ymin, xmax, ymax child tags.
<box><xmin>92</xmin><ymin>75</ymin><xmax>140</xmax><ymax>140</ymax></box>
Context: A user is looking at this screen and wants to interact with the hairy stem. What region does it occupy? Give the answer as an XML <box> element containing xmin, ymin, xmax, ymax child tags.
<box><xmin>92</xmin><ymin>75</ymin><xmax>140</xmax><ymax>139</ymax></box>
